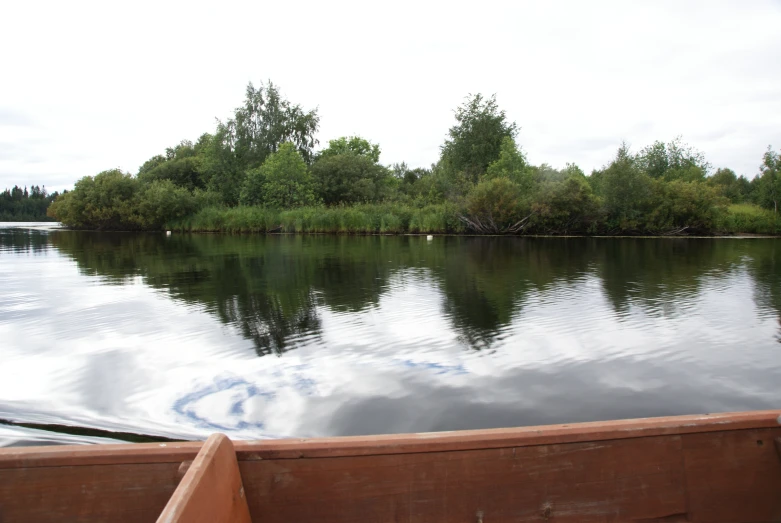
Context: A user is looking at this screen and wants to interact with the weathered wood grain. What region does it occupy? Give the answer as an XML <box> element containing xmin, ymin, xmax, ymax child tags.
<box><xmin>157</xmin><ymin>433</ymin><xmax>252</xmax><ymax>523</ymax></box>
<box><xmin>0</xmin><ymin>411</ymin><xmax>779</xmax><ymax>522</ymax></box>
<box><xmin>0</xmin><ymin>462</ymin><xmax>181</xmax><ymax>522</ymax></box>
<box><xmin>240</xmin><ymin>435</ymin><xmax>688</xmax><ymax>523</ymax></box>
<box><xmin>0</xmin><ymin>441</ymin><xmax>201</xmax><ymax>469</ymax></box>
<box><xmin>236</xmin><ymin>425</ymin><xmax>781</xmax><ymax>522</ymax></box>
<box><xmin>233</xmin><ymin>410</ymin><xmax>781</xmax><ymax>460</ymax></box>
<box><xmin>683</xmin><ymin>428</ymin><xmax>781</xmax><ymax>522</ymax></box>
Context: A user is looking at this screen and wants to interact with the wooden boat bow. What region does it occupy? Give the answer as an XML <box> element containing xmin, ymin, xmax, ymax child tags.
<box><xmin>0</xmin><ymin>410</ymin><xmax>780</xmax><ymax>522</ymax></box>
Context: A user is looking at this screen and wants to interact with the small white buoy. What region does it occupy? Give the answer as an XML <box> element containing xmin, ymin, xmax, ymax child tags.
<box><xmin>426</xmin><ymin>235</ymin><xmax>433</xmax><ymax>241</ymax></box>
<box><xmin>166</xmin><ymin>230</ymin><xmax>172</xmax><ymax>236</ymax></box>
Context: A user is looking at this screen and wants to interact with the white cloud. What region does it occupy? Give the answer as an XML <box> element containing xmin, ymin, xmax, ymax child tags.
<box><xmin>1</xmin><ymin>0</ymin><xmax>780</xmax><ymax>192</ymax></box>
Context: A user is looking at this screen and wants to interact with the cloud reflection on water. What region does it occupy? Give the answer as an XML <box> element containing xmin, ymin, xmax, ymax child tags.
<box><xmin>0</xmin><ymin>228</ymin><xmax>780</xmax><ymax>445</ymax></box>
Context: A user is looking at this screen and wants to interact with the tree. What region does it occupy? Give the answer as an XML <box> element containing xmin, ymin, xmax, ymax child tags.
<box><xmin>636</xmin><ymin>137</ymin><xmax>710</xmax><ymax>181</ymax></box>
<box><xmin>311</xmin><ymin>153</ymin><xmax>392</xmax><ymax>205</ymax></box>
<box><xmin>532</xmin><ymin>171</ymin><xmax>600</xmax><ymax>234</ymax></box>
<box><xmin>736</xmin><ymin>175</ymin><xmax>753</xmax><ymax>203</ymax></box>
<box><xmin>240</xmin><ymin>142</ymin><xmax>316</xmax><ymax>208</ymax></box>
<box><xmin>485</xmin><ymin>136</ymin><xmax>537</xmax><ymax>192</ymax></box>
<box><xmin>391</xmin><ymin>162</ymin><xmax>424</xmax><ymax>184</ymax></box>
<box><xmin>239</xmin><ymin>167</ymin><xmax>266</xmax><ymax>207</ymax></box>
<box><xmin>440</xmin><ymin>94</ymin><xmax>518</xmax><ymax>181</ymax></box>
<box><xmin>757</xmin><ymin>146</ymin><xmax>780</xmax><ymax>214</ymax></box>
<box><xmin>48</xmin><ymin>169</ymin><xmax>140</xmax><ymax>229</ymax></box>
<box><xmin>138</xmin><ymin>135</ymin><xmax>214</xmax><ymax>192</ymax></box>
<box><xmin>405</xmin><ymin>161</ymin><xmax>472</xmax><ymax>204</ymax></box>
<box><xmin>594</xmin><ymin>143</ymin><xmax>654</xmax><ymax>229</ymax></box>
<box><xmin>138</xmin><ymin>155</ymin><xmax>167</xmax><ymax>176</ymax></box>
<box><xmin>0</xmin><ymin>183</ymin><xmax>58</xmax><ymax>221</ymax></box>
<box><xmin>138</xmin><ymin>156</ymin><xmax>204</xmax><ymax>191</ymax></box>
<box><xmin>708</xmin><ymin>168</ymin><xmax>748</xmax><ymax>203</ymax></box>
<box><xmin>227</xmin><ymin>81</ymin><xmax>320</xmax><ymax>169</ymax></box>
<box><xmin>200</xmin><ymin>128</ymin><xmax>244</xmax><ymax>206</ymax></box>
<box><xmin>647</xmin><ymin>180</ymin><xmax>728</xmax><ymax>232</ymax></box>
<box><xmin>461</xmin><ymin>177</ymin><xmax>529</xmax><ymax>233</ymax></box>
<box><xmin>136</xmin><ymin>180</ymin><xmax>198</xmax><ymax>229</ymax></box>
<box><xmin>318</xmin><ymin>136</ymin><xmax>380</xmax><ymax>163</ymax></box>
<box><xmin>199</xmin><ymin>82</ymin><xmax>318</xmax><ymax>206</ymax></box>
<box><xmin>29</xmin><ymin>185</ymin><xmax>45</xmax><ymax>199</ymax></box>
<box><xmin>391</xmin><ymin>163</ymin><xmax>431</xmax><ymax>200</ymax></box>
<box><xmin>636</xmin><ymin>140</ymin><xmax>669</xmax><ymax>179</ymax></box>
<box><xmin>310</xmin><ymin>136</ymin><xmax>392</xmax><ymax>205</ymax></box>
<box><xmin>47</xmin><ymin>169</ymin><xmax>202</xmax><ymax>230</ymax></box>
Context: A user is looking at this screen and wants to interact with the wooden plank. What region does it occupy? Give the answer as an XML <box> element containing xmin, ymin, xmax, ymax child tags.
<box><xmin>157</xmin><ymin>433</ymin><xmax>252</xmax><ymax>523</ymax></box>
<box><xmin>234</xmin><ymin>410</ymin><xmax>781</xmax><ymax>460</ymax></box>
<box><xmin>1</xmin><ymin>410</ymin><xmax>778</xmax><ymax>467</ymax></box>
<box><xmin>239</xmin><ymin>435</ymin><xmax>688</xmax><ymax>523</ymax></box>
<box><xmin>0</xmin><ymin>441</ymin><xmax>201</xmax><ymax>469</ymax></box>
<box><xmin>0</xmin><ymin>462</ymin><xmax>181</xmax><ymax>522</ymax></box>
<box><xmin>0</xmin><ymin>411</ymin><xmax>778</xmax><ymax>522</ymax></box>
<box><xmin>682</xmin><ymin>427</ymin><xmax>781</xmax><ymax>522</ymax></box>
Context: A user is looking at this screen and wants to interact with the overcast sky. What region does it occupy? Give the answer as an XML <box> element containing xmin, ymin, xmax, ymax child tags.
<box><xmin>2</xmin><ymin>0</ymin><xmax>780</xmax><ymax>192</ymax></box>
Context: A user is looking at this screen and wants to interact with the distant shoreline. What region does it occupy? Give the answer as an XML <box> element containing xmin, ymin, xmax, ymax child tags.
<box><xmin>9</xmin><ymin>223</ymin><xmax>778</xmax><ymax>239</ymax></box>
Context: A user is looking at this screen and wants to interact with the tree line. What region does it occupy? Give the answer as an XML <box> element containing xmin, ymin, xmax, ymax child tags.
<box><xmin>0</xmin><ymin>185</ymin><xmax>61</xmax><ymax>222</ymax></box>
<box><xmin>47</xmin><ymin>81</ymin><xmax>781</xmax><ymax>234</ymax></box>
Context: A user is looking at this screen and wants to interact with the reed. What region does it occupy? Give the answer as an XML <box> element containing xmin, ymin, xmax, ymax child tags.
<box><xmin>169</xmin><ymin>203</ymin><xmax>465</xmax><ymax>234</ymax></box>
<box><xmin>169</xmin><ymin>202</ymin><xmax>780</xmax><ymax>236</ymax></box>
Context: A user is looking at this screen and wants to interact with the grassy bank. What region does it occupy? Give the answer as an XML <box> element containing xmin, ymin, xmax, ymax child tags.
<box><xmin>168</xmin><ymin>203</ymin><xmax>780</xmax><ymax>235</ymax></box>
<box><xmin>168</xmin><ymin>203</ymin><xmax>467</xmax><ymax>234</ymax></box>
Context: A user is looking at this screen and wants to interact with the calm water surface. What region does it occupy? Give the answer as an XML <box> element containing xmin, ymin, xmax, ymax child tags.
<box><xmin>1</xmin><ymin>224</ymin><xmax>779</xmax><ymax>446</ymax></box>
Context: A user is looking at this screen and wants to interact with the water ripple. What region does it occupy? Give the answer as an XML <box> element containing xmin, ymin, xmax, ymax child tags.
<box><xmin>1</xmin><ymin>231</ymin><xmax>780</xmax><ymax>444</ymax></box>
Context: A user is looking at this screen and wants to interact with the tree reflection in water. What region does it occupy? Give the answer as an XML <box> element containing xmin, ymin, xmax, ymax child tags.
<box><xmin>44</xmin><ymin>231</ymin><xmax>781</xmax><ymax>355</ymax></box>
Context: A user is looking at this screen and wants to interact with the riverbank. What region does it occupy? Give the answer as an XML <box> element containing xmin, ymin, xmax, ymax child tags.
<box><xmin>166</xmin><ymin>203</ymin><xmax>780</xmax><ymax>236</ymax></box>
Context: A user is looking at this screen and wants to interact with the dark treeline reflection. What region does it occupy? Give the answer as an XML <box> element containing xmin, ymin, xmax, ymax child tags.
<box><xmin>747</xmin><ymin>241</ymin><xmax>781</xmax><ymax>337</ymax></box>
<box><xmin>595</xmin><ymin>240</ymin><xmax>743</xmax><ymax>315</ymax></box>
<box><xmin>0</xmin><ymin>228</ymin><xmax>51</xmax><ymax>253</ymax></box>
<box><xmin>41</xmin><ymin>231</ymin><xmax>781</xmax><ymax>354</ymax></box>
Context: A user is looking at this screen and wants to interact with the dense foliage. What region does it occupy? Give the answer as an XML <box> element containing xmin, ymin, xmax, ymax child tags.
<box><xmin>45</xmin><ymin>82</ymin><xmax>780</xmax><ymax>235</ymax></box>
<box><xmin>48</xmin><ymin>170</ymin><xmax>204</xmax><ymax>230</ymax></box>
<box><xmin>0</xmin><ymin>185</ymin><xmax>61</xmax><ymax>221</ymax></box>
<box><xmin>240</xmin><ymin>142</ymin><xmax>317</xmax><ymax>208</ymax></box>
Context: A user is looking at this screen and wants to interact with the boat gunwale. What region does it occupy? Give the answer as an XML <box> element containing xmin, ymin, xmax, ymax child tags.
<box><xmin>234</xmin><ymin>409</ymin><xmax>781</xmax><ymax>459</ymax></box>
<box><xmin>1</xmin><ymin>409</ymin><xmax>779</xmax><ymax>468</ymax></box>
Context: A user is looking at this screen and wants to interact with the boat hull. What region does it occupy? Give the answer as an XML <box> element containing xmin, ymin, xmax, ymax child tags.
<box><xmin>1</xmin><ymin>410</ymin><xmax>780</xmax><ymax>522</ymax></box>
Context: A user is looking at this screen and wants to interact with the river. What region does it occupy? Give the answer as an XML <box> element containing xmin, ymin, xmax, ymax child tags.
<box><xmin>1</xmin><ymin>224</ymin><xmax>779</xmax><ymax>446</ymax></box>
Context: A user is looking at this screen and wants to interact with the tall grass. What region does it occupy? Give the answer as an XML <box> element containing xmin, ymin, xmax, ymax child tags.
<box><xmin>168</xmin><ymin>203</ymin><xmax>466</xmax><ymax>234</ymax></box>
<box><xmin>169</xmin><ymin>206</ymin><xmax>281</xmax><ymax>233</ymax></box>
<box><xmin>169</xmin><ymin>202</ymin><xmax>780</xmax><ymax>235</ymax></box>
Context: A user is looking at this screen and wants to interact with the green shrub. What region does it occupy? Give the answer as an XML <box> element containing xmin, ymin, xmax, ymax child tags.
<box><xmin>716</xmin><ymin>204</ymin><xmax>779</xmax><ymax>234</ymax></box>
<box><xmin>240</xmin><ymin>142</ymin><xmax>317</xmax><ymax>208</ymax></box>
<box><xmin>136</xmin><ymin>180</ymin><xmax>199</xmax><ymax>229</ymax></box>
<box><xmin>463</xmin><ymin>177</ymin><xmax>527</xmax><ymax>233</ymax></box>
<box><xmin>646</xmin><ymin>180</ymin><xmax>729</xmax><ymax>233</ymax></box>
<box><xmin>530</xmin><ymin>176</ymin><xmax>601</xmax><ymax>234</ymax></box>
<box><xmin>48</xmin><ymin>170</ymin><xmax>141</xmax><ymax>229</ymax></box>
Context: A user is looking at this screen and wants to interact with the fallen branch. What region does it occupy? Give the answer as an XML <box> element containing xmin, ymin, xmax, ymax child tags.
<box><xmin>663</xmin><ymin>226</ymin><xmax>689</xmax><ymax>236</ymax></box>
<box><xmin>458</xmin><ymin>213</ymin><xmax>534</xmax><ymax>234</ymax></box>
